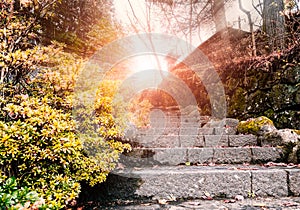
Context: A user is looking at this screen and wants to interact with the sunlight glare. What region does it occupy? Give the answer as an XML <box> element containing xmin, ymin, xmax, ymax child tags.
<box><xmin>127</xmin><ymin>54</ymin><xmax>170</xmax><ymax>87</ymax></box>
<box><xmin>131</xmin><ymin>55</ymin><xmax>169</xmax><ymax>73</ymax></box>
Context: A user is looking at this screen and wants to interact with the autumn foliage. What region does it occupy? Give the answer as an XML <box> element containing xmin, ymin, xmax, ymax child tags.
<box><xmin>0</xmin><ymin>0</ymin><xmax>129</xmax><ymax>208</ymax></box>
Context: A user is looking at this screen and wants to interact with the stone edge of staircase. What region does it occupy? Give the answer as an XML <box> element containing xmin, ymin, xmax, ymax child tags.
<box><xmin>121</xmin><ymin>147</ymin><xmax>283</xmax><ymax>166</ymax></box>
<box><xmin>81</xmin><ymin>166</ymin><xmax>300</xmax><ymax>203</ymax></box>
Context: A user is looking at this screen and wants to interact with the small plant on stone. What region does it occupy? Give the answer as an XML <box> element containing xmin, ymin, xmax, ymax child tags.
<box><xmin>247</xmin><ymin>191</ymin><xmax>256</xmax><ymax>198</ymax></box>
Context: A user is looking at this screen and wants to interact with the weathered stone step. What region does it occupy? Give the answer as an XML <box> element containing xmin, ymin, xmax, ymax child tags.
<box><xmin>146</xmin><ymin>116</ymin><xmax>237</xmax><ymax>127</ymax></box>
<box><xmin>120</xmin><ymin>147</ymin><xmax>283</xmax><ymax>166</ymax></box>
<box><xmin>134</xmin><ymin>127</ymin><xmax>235</xmax><ymax>136</ymax></box>
<box><xmin>86</xmin><ymin>197</ymin><xmax>300</xmax><ymax>209</ymax></box>
<box><xmin>146</xmin><ymin>122</ymin><xmax>203</xmax><ymax>128</ymax></box>
<box><xmin>83</xmin><ymin>165</ymin><xmax>300</xmax><ymax>202</ymax></box>
<box><xmin>136</xmin><ymin>127</ymin><xmax>211</xmax><ymax>135</ymax></box>
<box><xmin>127</xmin><ymin>134</ymin><xmax>257</xmax><ymax>148</ymax></box>
<box><xmin>150</xmin><ymin>117</ymin><xmax>203</xmax><ymax>123</ymax></box>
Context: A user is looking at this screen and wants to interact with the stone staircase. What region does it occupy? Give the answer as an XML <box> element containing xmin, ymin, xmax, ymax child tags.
<box><xmin>121</xmin><ymin>111</ymin><xmax>283</xmax><ymax>167</ymax></box>
<box><xmin>80</xmin><ymin>110</ymin><xmax>300</xmax><ymax>205</ymax></box>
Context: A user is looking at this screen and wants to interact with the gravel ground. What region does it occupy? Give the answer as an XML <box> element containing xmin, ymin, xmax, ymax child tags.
<box><xmin>77</xmin><ymin>197</ymin><xmax>300</xmax><ymax>209</ymax></box>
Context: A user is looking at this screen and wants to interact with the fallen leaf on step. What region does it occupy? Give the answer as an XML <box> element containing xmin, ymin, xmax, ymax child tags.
<box><xmin>283</xmin><ymin>202</ymin><xmax>297</xmax><ymax>207</ymax></box>
<box><xmin>167</xmin><ymin>194</ymin><xmax>176</xmax><ymax>201</ymax></box>
<box><xmin>253</xmin><ymin>203</ymin><xmax>266</xmax><ymax>207</ymax></box>
<box><xmin>235</xmin><ymin>195</ymin><xmax>244</xmax><ymax>201</ymax></box>
<box><xmin>224</xmin><ymin>199</ymin><xmax>236</xmax><ymax>203</ymax></box>
<box><xmin>287</xmin><ymin>163</ymin><xmax>297</xmax><ymax>168</ymax></box>
<box><xmin>186</xmin><ymin>201</ymin><xmax>201</xmax><ymax>206</ymax></box>
<box><xmin>204</xmin><ymin>192</ymin><xmax>211</xmax><ymax>197</ymax></box>
<box><xmin>202</xmin><ymin>192</ymin><xmax>213</xmax><ymax>200</ymax></box>
<box><xmin>264</xmin><ymin>162</ymin><xmax>287</xmax><ymax>167</ymax></box>
<box><xmin>201</xmin><ymin>196</ymin><xmax>213</xmax><ymax>200</ymax></box>
<box><xmin>133</xmin><ymin>167</ymin><xmax>142</xmax><ymax>170</ymax></box>
<box><xmin>158</xmin><ymin>199</ymin><xmax>168</xmax><ymax>205</ymax></box>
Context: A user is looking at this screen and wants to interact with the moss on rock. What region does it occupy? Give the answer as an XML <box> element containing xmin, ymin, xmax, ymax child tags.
<box><xmin>237</xmin><ymin>116</ymin><xmax>276</xmax><ymax>135</ymax></box>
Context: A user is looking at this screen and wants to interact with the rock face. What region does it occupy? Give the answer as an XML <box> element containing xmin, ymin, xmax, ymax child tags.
<box><xmin>225</xmin><ymin>49</ymin><xmax>300</xmax><ymax>130</ymax></box>
<box><xmin>172</xmin><ymin>28</ymin><xmax>300</xmax><ymax>129</ymax></box>
<box><xmin>261</xmin><ymin>129</ymin><xmax>300</xmax><ymax>146</ymax></box>
<box><xmin>237</xmin><ymin>116</ymin><xmax>300</xmax><ymax>163</ymax></box>
<box><xmin>261</xmin><ymin>129</ymin><xmax>300</xmax><ymax>163</ymax></box>
<box><xmin>237</xmin><ymin>116</ymin><xmax>276</xmax><ymax>136</ymax></box>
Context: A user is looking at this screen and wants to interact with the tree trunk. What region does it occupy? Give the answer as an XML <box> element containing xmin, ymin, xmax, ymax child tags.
<box><xmin>238</xmin><ymin>0</ymin><xmax>257</xmax><ymax>56</ymax></box>
<box><xmin>263</xmin><ymin>0</ymin><xmax>285</xmax><ymax>51</ymax></box>
<box><xmin>212</xmin><ymin>0</ymin><xmax>227</xmax><ymax>33</ymax></box>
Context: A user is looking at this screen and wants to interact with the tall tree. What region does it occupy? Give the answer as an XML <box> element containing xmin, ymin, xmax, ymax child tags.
<box><xmin>263</xmin><ymin>0</ymin><xmax>286</xmax><ymax>50</ymax></box>
<box><xmin>40</xmin><ymin>0</ymin><xmax>118</xmax><ymax>55</ymax></box>
<box><xmin>143</xmin><ymin>0</ymin><xmax>229</xmax><ymax>43</ymax></box>
<box><xmin>212</xmin><ymin>0</ymin><xmax>227</xmax><ymax>33</ymax></box>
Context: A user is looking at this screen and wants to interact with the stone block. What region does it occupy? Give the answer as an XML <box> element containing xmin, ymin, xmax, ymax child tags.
<box><xmin>261</xmin><ymin>129</ymin><xmax>300</xmax><ymax>147</ymax></box>
<box><xmin>215</xmin><ymin>127</ymin><xmax>237</xmax><ymax>135</ymax></box>
<box><xmin>120</xmin><ymin>148</ymin><xmax>188</xmax><ymax>167</ymax></box>
<box><xmin>138</xmin><ymin>128</ymin><xmax>171</xmax><ymax>136</ymax></box>
<box><xmin>135</xmin><ymin>168</ymin><xmax>251</xmax><ymax>200</ymax></box>
<box><xmin>179</xmin><ymin>135</ymin><xmax>205</xmax><ymax>147</ymax></box>
<box><xmin>213</xmin><ymin>148</ymin><xmax>252</xmax><ymax>164</ymax></box>
<box><xmin>198</xmin><ymin>128</ymin><xmax>214</xmax><ymax>135</ymax></box>
<box><xmin>180</xmin><ymin>122</ymin><xmax>201</xmax><ymax>128</ymax></box>
<box><xmin>136</xmin><ymin>135</ymin><xmax>180</xmax><ymax>148</ymax></box>
<box><xmin>187</xmin><ymin>148</ymin><xmax>214</xmax><ymax>164</ymax></box>
<box><xmin>229</xmin><ymin>135</ymin><xmax>257</xmax><ymax>147</ymax></box>
<box><xmin>287</xmin><ymin>169</ymin><xmax>300</xmax><ymax>196</ymax></box>
<box><xmin>214</xmin><ymin>127</ymin><xmax>226</xmax><ymax>135</ymax></box>
<box><xmin>158</xmin><ymin>127</ymin><xmax>179</xmax><ymax>135</ymax></box>
<box><xmin>119</xmin><ymin>149</ymin><xmax>158</xmax><ymax>167</ymax></box>
<box><xmin>252</xmin><ymin>170</ymin><xmax>288</xmax><ymax>197</ymax></box>
<box><xmin>182</xmin><ymin>116</ymin><xmax>201</xmax><ymax>123</ymax></box>
<box><xmin>90</xmin><ymin>167</ymin><xmax>296</xmax><ymax>202</ymax></box>
<box><xmin>251</xmin><ymin>147</ymin><xmax>283</xmax><ymax>163</ymax></box>
<box><xmin>152</xmin><ymin>148</ymin><xmax>187</xmax><ymax>165</ymax></box>
<box><xmin>224</xmin><ymin>118</ymin><xmax>239</xmax><ymax>127</ymax></box>
<box><xmin>179</xmin><ymin>128</ymin><xmax>199</xmax><ymax>135</ymax></box>
<box><xmin>204</xmin><ymin>135</ymin><xmax>229</xmax><ymax>147</ymax></box>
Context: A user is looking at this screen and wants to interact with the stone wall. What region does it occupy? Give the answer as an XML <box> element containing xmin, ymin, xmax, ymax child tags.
<box><xmin>171</xmin><ymin>28</ymin><xmax>300</xmax><ymax>129</ymax></box>
<box><xmin>225</xmin><ymin>45</ymin><xmax>300</xmax><ymax>129</ymax></box>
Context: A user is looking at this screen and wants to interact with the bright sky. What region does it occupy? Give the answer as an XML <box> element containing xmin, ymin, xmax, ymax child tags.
<box><xmin>112</xmin><ymin>0</ymin><xmax>262</xmax><ymax>81</ymax></box>
<box><xmin>112</xmin><ymin>0</ymin><xmax>299</xmax><ymax>83</ymax></box>
<box><xmin>113</xmin><ymin>0</ymin><xmax>261</xmax><ymax>46</ymax></box>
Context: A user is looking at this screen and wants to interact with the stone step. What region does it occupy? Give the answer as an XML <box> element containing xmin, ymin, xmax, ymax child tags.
<box><xmin>120</xmin><ymin>147</ymin><xmax>283</xmax><ymax>166</ymax></box>
<box><xmin>147</xmin><ymin>122</ymin><xmax>203</xmax><ymax>128</ymax></box>
<box><xmin>85</xmin><ymin>197</ymin><xmax>300</xmax><ymax>209</ymax></box>
<box><xmin>134</xmin><ymin>127</ymin><xmax>236</xmax><ymax>136</ymax></box>
<box><xmin>82</xmin><ymin>165</ymin><xmax>300</xmax><ymax>202</ymax></box>
<box><xmin>146</xmin><ymin>117</ymin><xmax>237</xmax><ymax>127</ymax></box>
<box><xmin>150</xmin><ymin>117</ymin><xmax>203</xmax><ymax>123</ymax></box>
<box><xmin>127</xmin><ymin>134</ymin><xmax>257</xmax><ymax>148</ymax></box>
